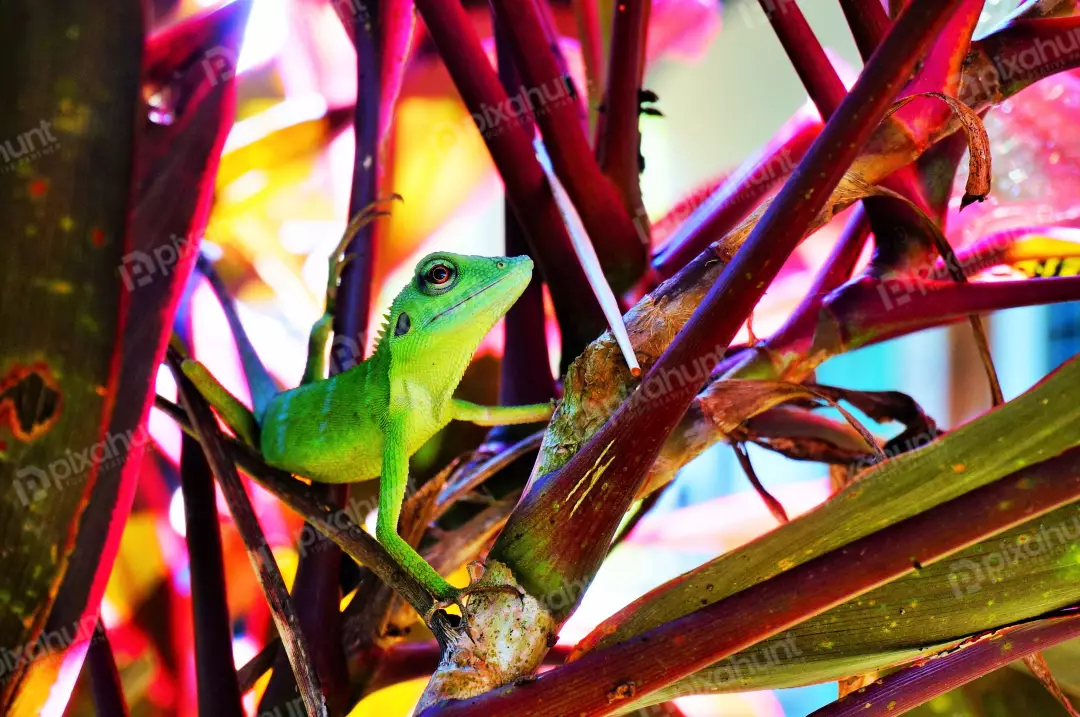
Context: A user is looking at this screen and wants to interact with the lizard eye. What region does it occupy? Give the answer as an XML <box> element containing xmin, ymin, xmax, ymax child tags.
<box><xmin>426</xmin><ymin>263</ymin><xmax>452</xmax><ymax>284</ymax></box>
<box><xmin>418</xmin><ymin>259</ymin><xmax>458</xmax><ymax>294</ymax></box>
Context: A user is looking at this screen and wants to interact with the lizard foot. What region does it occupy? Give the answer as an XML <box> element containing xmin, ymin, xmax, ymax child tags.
<box><xmin>422</xmin><ymin>561</ymin><xmax>526</xmax><ymax>638</ymax></box>
<box><xmin>325</xmin><ymin>194</ymin><xmax>404</xmax><ymax>307</ymax></box>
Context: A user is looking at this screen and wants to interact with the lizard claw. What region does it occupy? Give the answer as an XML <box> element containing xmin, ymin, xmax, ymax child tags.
<box><xmin>421</xmin><ymin>561</ymin><xmax>526</xmax><ymax>638</ymax></box>
<box><xmin>326</xmin><ymin>195</ymin><xmax>404</xmax><ymax>306</ymax></box>
<box><xmin>422</xmin><ymin>594</ymin><xmax>470</xmax><ymax>631</ymax></box>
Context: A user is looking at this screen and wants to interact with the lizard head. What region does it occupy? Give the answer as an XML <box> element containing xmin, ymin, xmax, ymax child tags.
<box><xmin>381</xmin><ymin>252</ymin><xmax>533</xmax><ymax>360</ymax></box>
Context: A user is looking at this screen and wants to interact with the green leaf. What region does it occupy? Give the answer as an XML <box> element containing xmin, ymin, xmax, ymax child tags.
<box><xmin>0</xmin><ymin>1</ymin><xmax>142</xmax><ymax>708</ymax></box>
<box><xmin>646</xmin><ymin>500</ymin><xmax>1080</xmax><ymax>701</ymax></box>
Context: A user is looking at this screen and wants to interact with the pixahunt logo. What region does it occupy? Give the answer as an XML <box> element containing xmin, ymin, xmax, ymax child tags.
<box><xmin>13</xmin><ymin>425</ymin><xmax>150</xmax><ymax>506</ymax></box>
<box><xmin>0</xmin><ymin>121</ymin><xmax>59</xmax><ymax>173</ymax></box>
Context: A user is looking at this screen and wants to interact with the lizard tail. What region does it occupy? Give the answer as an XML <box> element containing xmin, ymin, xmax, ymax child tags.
<box><xmin>195</xmin><ymin>252</ymin><xmax>279</xmax><ymax>421</ymax></box>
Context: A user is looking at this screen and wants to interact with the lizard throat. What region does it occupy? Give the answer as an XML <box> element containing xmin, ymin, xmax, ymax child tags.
<box><xmin>423</xmin><ymin>274</ymin><xmax>508</xmax><ymax>326</ymax></box>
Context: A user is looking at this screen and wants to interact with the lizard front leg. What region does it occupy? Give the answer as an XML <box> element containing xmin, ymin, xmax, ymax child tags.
<box><xmin>451</xmin><ymin>398</ymin><xmax>555</xmax><ymax>426</ymax></box>
<box><xmin>379</xmin><ymin>414</ymin><xmax>524</xmax><ymax>628</ymax></box>
<box><xmin>378</xmin><ymin>415</ymin><xmax>459</xmax><ymax>603</ymax></box>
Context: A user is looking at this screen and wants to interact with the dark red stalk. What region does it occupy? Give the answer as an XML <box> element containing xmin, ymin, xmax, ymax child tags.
<box><xmin>413</xmin><ymin>0</ymin><xmax>607</xmax><ymax>361</ymax></box>
<box><xmin>808</xmin><ymin>204</ymin><xmax>872</xmax><ymax>298</ymax></box>
<box><xmin>650</xmin><ymin>111</ymin><xmax>818</xmax><ymax>278</ymax></box>
<box><xmin>572</xmin><ymin>0</ymin><xmax>605</xmax><ymax>113</ymax></box>
<box><xmin>762</xmin><ymin>0</ymin><xmax>936</xmax><ymax>280</ymax></box>
<box><xmin>839</xmin><ymin>0</ymin><xmax>892</xmax><ymax>61</ymax></box>
<box><xmin>491</xmin><ymin>0</ymin><xmax>964</xmax><ymax>620</ymax></box>
<box><xmin>427</xmin><ymin>445</ymin><xmax>1080</xmax><ymax>717</ymax></box>
<box><xmin>756</xmin><ymin>0</ymin><xmax>934</xmax><ymax>307</ymax></box>
<box><xmin>654</xmin><ymin>0</ymin><xmax>1019</xmax><ymax>284</ymax></box>
<box><xmin>757</xmin><ymin>0</ymin><xmax>847</xmax><ymax>118</ymax></box>
<box><xmin>535</xmin><ymin>0</ymin><xmax>591</xmax><ymax>138</ymax></box>
<box><xmin>595</xmin><ymin>0</ymin><xmax>651</xmax><ymax>220</ymax></box>
<box><xmin>334</xmin><ymin>6</ymin><xmax>382</xmax><ymax>365</ymax></box>
<box><xmin>965</xmin><ymin>17</ymin><xmax>1080</xmax><ymax>104</ymax></box>
<box><xmin>833</xmin><ymin>274</ymin><xmax>1080</xmax><ymax>348</ymax></box>
<box><xmin>719</xmin><ymin>271</ymin><xmax>1080</xmax><ymax>382</ymax></box>
<box><xmin>179</xmin><ymin>434</ymin><xmax>244</xmax><ymax>717</ymax></box>
<box><xmin>861</xmin><ymin>0</ymin><xmax>982</xmax><ymax>263</ymax></box>
<box><xmin>494</xmin><ymin>9</ymin><xmax>556</xmax><ymax>414</ymax></box>
<box><xmin>490</xmin><ymin>0</ymin><xmax>647</xmax><ymax>290</ymax></box>
<box><xmin>752</xmin><ymin>204</ymin><xmax>871</xmax><ymax>366</ymax></box>
<box><xmin>87</xmin><ymin>620</ymin><xmax>130</xmax><ymax>717</ymax></box>
<box><xmin>809</xmin><ymin>612</ymin><xmax>1080</xmax><ymax>716</ymax></box>
<box><xmin>169</xmin><ymin>351</ymin><xmax>328</xmax><ymax>717</ymax></box>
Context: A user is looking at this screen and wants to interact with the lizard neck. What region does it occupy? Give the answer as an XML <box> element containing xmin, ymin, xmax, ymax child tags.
<box><xmin>379</xmin><ymin>328</ymin><xmax>483</xmax><ymax>410</ymax></box>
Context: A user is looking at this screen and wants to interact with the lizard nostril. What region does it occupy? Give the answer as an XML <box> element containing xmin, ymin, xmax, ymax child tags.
<box><xmin>496</xmin><ymin>261</ymin><xmax>506</xmax><ymax>269</ymax></box>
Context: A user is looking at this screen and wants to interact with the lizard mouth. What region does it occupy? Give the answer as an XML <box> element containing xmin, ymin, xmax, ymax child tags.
<box><xmin>424</xmin><ymin>273</ymin><xmax>509</xmax><ymax>326</ymax></box>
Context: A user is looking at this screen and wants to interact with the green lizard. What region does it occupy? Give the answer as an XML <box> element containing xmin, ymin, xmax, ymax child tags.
<box><xmin>182</xmin><ymin>208</ymin><xmax>553</xmax><ymax>620</ymax></box>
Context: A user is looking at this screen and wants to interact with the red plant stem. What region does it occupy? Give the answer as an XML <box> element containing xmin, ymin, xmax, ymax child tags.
<box><xmin>490</xmin><ymin>0</ymin><xmax>647</xmax><ymax>290</ymax></box>
<box><xmin>573</xmin><ymin>0</ymin><xmax>605</xmax><ymax>111</ymax></box>
<box><xmin>809</xmin><ymin>203</ymin><xmax>872</xmax><ymax>298</ymax></box>
<box><xmin>413</xmin><ymin>0</ymin><xmax>607</xmax><ymax>358</ymax></box>
<box><xmin>752</xmin><ymin>204</ymin><xmax>871</xmax><ymax>369</ymax></box>
<box><xmin>491</xmin><ymin>0</ymin><xmax>963</xmax><ymax>622</ymax></box>
<box><xmin>535</xmin><ymin>0</ymin><xmax>590</xmax><ymax>138</ymax></box>
<box><xmin>595</xmin><ymin>0</ymin><xmax>651</xmax><ymax>216</ymax></box>
<box><xmin>762</xmin><ymin>0</ymin><xmax>933</xmax><ymax>281</ymax></box>
<box><xmin>835</xmin><ymin>274</ymin><xmax>1080</xmax><ymax>348</ymax></box>
<box><xmin>757</xmin><ymin>0</ymin><xmax>847</xmax><ymax>118</ymax></box>
<box><xmin>721</xmin><ymin>272</ymin><xmax>1080</xmax><ymax>381</ymax></box>
<box><xmin>656</xmin><ymin>0</ymin><xmax>999</xmax><ymax>283</ymax></box>
<box><xmin>336</xmin><ymin>10</ymin><xmax>381</xmax><ymax>362</ymax></box>
<box><xmin>169</xmin><ymin>352</ymin><xmax>328</xmax><ymax>717</ymax></box>
<box><xmin>179</xmin><ymin>433</ymin><xmax>244</xmax><ymax>717</ymax></box>
<box><xmin>857</xmin><ymin>0</ymin><xmax>981</xmax><ymax>262</ymax></box>
<box><xmin>87</xmin><ymin>619</ymin><xmax>131</xmax><ymax>717</ymax></box>
<box><xmin>839</xmin><ymin>0</ymin><xmax>892</xmax><ymax>61</ymax></box>
<box><xmin>429</xmin><ymin>444</ymin><xmax>1080</xmax><ymax>717</ymax></box>
<box><xmin>493</xmin><ymin>5</ymin><xmax>556</xmax><ymax>413</ymax></box>
<box><xmin>809</xmin><ymin>612</ymin><xmax>1080</xmax><ymax>716</ymax></box>
<box><xmin>964</xmin><ymin>16</ymin><xmax>1080</xmax><ymax>103</ymax></box>
<box><xmin>659</xmin><ymin>13</ymin><xmax>1080</xmax><ymax>284</ymax></box>
<box><xmin>756</xmin><ymin>0</ymin><xmax>920</xmax><ymax>329</ymax></box>
<box><xmin>651</xmin><ymin>111</ymin><xmax>819</xmax><ymax>278</ymax></box>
